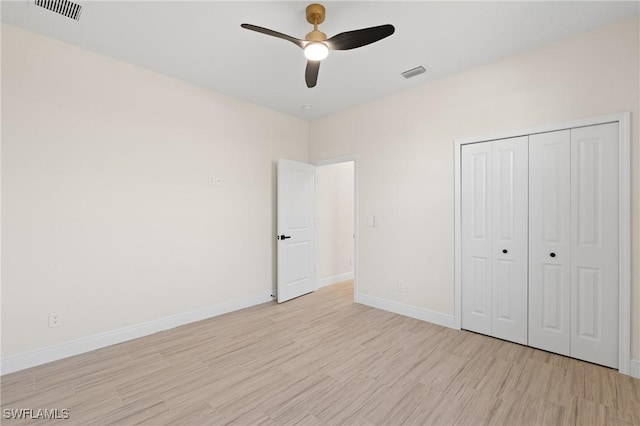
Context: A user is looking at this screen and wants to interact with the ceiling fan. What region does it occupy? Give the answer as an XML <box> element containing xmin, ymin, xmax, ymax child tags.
<box><xmin>241</xmin><ymin>3</ymin><xmax>395</xmax><ymax>88</ymax></box>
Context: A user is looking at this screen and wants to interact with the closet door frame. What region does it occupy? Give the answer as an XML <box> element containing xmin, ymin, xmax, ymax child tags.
<box><xmin>453</xmin><ymin>112</ymin><xmax>631</xmax><ymax>376</ymax></box>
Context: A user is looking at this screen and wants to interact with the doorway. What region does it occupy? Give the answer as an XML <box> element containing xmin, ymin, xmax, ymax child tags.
<box><xmin>314</xmin><ymin>157</ymin><xmax>357</xmax><ymax>300</ymax></box>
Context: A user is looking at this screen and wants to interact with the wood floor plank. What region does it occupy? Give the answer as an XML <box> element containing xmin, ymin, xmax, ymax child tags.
<box><xmin>488</xmin><ymin>391</ymin><xmax>572</xmax><ymax>426</ymax></box>
<box><xmin>309</xmin><ymin>375</ymin><xmax>385</xmax><ymax>424</ymax></box>
<box><xmin>2</xmin><ymin>280</ymin><xmax>638</xmax><ymax>425</ymax></box>
<box><xmin>207</xmin><ymin>368</ymin><xmax>287</xmax><ymax>413</ymax></box>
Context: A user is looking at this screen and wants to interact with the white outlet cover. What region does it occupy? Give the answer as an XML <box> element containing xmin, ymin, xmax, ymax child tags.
<box><xmin>215</xmin><ymin>177</ymin><xmax>223</xmax><ymax>186</ymax></box>
<box><xmin>367</xmin><ymin>216</ymin><xmax>374</xmax><ymax>227</ymax></box>
<box><xmin>48</xmin><ymin>312</ymin><xmax>60</xmax><ymax>328</ymax></box>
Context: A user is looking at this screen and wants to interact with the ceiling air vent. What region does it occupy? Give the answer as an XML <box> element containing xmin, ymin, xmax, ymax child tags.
<box><xmin>35</xmin><ymin>0</ymin><xmax>83</xmax><ymax>21</ymax></box>
<box><xmin>401</xmin><ymin>66</ymin><xmax>427</xmax><ymax>79</ymax></box>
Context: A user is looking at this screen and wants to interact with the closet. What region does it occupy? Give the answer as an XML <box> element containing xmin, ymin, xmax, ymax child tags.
<box><xmin>460</xmin><ymin>122</ymin><xmax>620</xmax><ymax>369</ymax></box>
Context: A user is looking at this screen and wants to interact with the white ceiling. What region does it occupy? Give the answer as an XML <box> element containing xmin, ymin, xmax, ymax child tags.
<box><xmin>2</xmin><ymin>1</ymin><xmax>638</xmax><ymax>120</ymax></box>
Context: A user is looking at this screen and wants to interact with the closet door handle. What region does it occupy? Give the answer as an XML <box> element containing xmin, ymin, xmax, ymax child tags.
<box><xmin>549</xmin><ymin>252</ymin><xmax>556</xmax><ymax>258</ymax></box>
<box><xmin>502</xmin><ymin>249</ymin><xmax>508</xmax><ymax>254</ymax></box>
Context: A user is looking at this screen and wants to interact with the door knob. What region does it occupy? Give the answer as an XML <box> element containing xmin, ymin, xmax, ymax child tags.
<box><xmin>502</xmin><ymin>249</ymin><xmax>508</xmax><ymax>254</ymax></box>
<box><xmin>279</xmin><ymin>235</ymin><xmax>291</xmax><ymax>240</ymax></box>
<box><xmin>550</xmin><ymin>252</ymin><xmax>556</xmax><ymax>258</ymax></box>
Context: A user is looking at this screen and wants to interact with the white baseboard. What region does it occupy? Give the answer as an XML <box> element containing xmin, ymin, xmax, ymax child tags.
<box><xmin>1</xmin><ymin>291</ymin><xmax>273</xmax><ymax>375</ymax></box>
<box><xmin>356</xmin><ymin>293</ymin><xmax>456</xmax><ymax>329</ymax></box>
<box><xmin>630</xmin><ymin>359</ymin><xmax>640</xmax><ymax>378</ymax></box>
<box><xmin>317</xmin><ymin>272</ymin><xmax>354</xmax><ymax>288</ymax></box>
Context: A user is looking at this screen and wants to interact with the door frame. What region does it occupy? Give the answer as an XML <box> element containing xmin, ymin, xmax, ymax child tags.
<box><xmin>453</xmin><ymin>112</ymin><xmax>631</xmax><ymax>376</ymax></box>
<box><xmin>311</xmin><ymin>155</ymin><xmax>359</xmax><ymax>302</ymax></box>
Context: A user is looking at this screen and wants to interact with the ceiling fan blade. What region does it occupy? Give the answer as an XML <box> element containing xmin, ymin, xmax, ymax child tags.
<box><xmin>241</xmin><ymin>24</ymin><xmax>307</xmax><ymax>49</ymax></box>
<box><xmin>305</xmin><ymin>60</ymin><xmax>320</xmax><ymax>88</ymax></box>
<box><xmin>326</xmin><ymin>24</ymin><xmax>395</xmax><ymax>50</ymax></box>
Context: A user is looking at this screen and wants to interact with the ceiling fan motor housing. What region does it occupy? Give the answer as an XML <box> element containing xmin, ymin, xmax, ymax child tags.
<box><xmin>305</xmin><ymin>29</ymin><xmax>327</xmax><ymax>42</ymax></box>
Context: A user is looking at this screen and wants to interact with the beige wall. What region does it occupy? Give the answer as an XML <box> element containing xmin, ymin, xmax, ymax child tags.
<box><xmin>1</xmin><ymin>24</ymin><xmax>308</xmax><ymax>357</ymax></box>
<box><xmin>317</xmin><ymin>162</ymin><xmax>354</xmax><ymax>282</ymax></box>
<box><xmin>309</xmin><ymin>17</ymin><xmax>640</xmax><ymax>358</ymax></box>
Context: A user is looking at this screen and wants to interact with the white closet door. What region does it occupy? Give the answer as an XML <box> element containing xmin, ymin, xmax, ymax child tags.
<box><xmin>528</xmin><ymin>130</ymin><xmax>571</xmax><ymax>355</ymax></box>
<box><xmin>570</xmin><ymin>123</ymin><xmax>619</xmax><ymax>368</ymax></box>
<box><xmin>491</xmin><ymin>137</ymin><xmax>529</xmax><ymax>345</ymax></box>
<box><xmin>461</xmin><ymin>143</ymin><xmax>493</xmax><ymax>336</ymax></box>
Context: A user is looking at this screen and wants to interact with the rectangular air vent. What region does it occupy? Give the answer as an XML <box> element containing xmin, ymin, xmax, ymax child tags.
<box><xmin>35</xmin><ymin>0</ymin><xmax>83</xmax><ymax>21</ymax></box>
<box><xmin>401</xmin><ymin>66</ymin><xmax>427</xmax><ymax>79</ymax></box>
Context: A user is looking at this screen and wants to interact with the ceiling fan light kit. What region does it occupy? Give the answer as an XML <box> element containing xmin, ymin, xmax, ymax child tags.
<box><xmin>304</xmin><ymin>43</ymin><xmax>329</xmax><ymax>61</ymax></box>
<box><xmin>241</xmin><ymin>3</ymin><xmax>395</xmax><ymax>88</ymax></box>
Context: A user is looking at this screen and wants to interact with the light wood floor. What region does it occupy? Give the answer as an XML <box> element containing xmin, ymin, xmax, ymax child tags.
<box><xmin>2</xmin><ymin>281</ymin><xmax>639</xmax><ymax>425</ymax></box>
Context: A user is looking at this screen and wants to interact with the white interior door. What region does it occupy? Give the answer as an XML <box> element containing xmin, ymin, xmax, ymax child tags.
<box><xmin>461</xmin><ymin>142</ymin><xmax>493</xmax><ymax>336</ymax></box>
<box><xmin>529</xmin><ymin>130</ymin><xmax>571</xmax><ymax>356</ymax></box>
<box><xmin>277</xmin><ymin>159</ymin><xmax>316</xmax><ymax>303</ymax></box>
<box><xmin>491</xmin><ymin>137</ymin><xmax>528</xmax><ymax>345</ymax></box>
<box><xmin>570</xmin><ymin>123</ymin><xmax>619</xmax><ymax>368</ymax></box>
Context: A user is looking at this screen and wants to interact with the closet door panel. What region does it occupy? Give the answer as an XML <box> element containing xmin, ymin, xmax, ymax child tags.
<box><xmin>528</xmin><ymin>130</ymin><xmax>571</xmax><ymax>356</ymax></box>
<box><xmin>570</xmin><ymin>123</ymin><xmax>619</xmax><ymax>368</ymax></box>
<box><xmin>491</xmin><ymin>137</ymin><xmax>528</xmax><ymax>345</ymax></box>
<box><xmin>461</xmin><ymin>143</ymin><xmax>493</xmax><ymax>336</ymax></box>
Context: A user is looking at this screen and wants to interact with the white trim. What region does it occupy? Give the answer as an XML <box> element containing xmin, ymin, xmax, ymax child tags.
<box><xmin>312</xmin><ymin>155</ymin><xmax>358</xmax><ymax>167</ymax></box>
<box><xmin>453</xmin><ymin>136</ymin><xmax>463</xmax><ymax>330</ymax></box>
<box><xmin>318</xmin><ymin>272</ymin><xmax>354</xmax><ymax>288</ymax></box>
<box><xmin>455</xmin><ymin>112</ymin><xmax>626</xmax><ymax>146</ymax></box>
<box><xmin>617</xmin><ymin>112</ymin><xmax>631</xmax><ymax>376</ymax></box>
<box><xmin>630</xmin><ymin>359</ymin><xmax>640</xmax><ymax>379</ymax></box>
<box><xmin>1</xmin><ymin>291</ymin><xmax>273</xmax><ymax>375</ymax></box>
<box><xmin>453</xmin><ymin>111</ymin><xmax>632</xmax><ymax>376</ymax></box>
<box><xmin>311</xmin><ymin>155</ymin><xmax>359</xmax><ymax>302</ymax></box>
<box><xmin>358</xmin><ymin>293</ymin><xmax>457</xmax><ymax>329</ymax></box>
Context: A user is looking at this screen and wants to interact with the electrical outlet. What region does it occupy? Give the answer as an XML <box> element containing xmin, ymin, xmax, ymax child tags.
<box><xmin>397</xmin><ymin>281</ymin><xmax>406</xmax><ymax>293</ymax></box>
<box><xmin>48</xmin><ymin>312</ymin><xmax>60</xmax><ymax>328</ymax></box>
<box><xmin>209</xmin><ymin>175</ymin><xmax>223</xmax><ymax>186</ymax></box>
